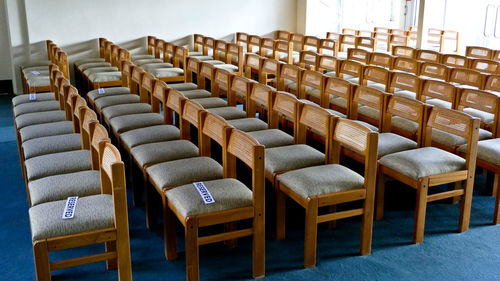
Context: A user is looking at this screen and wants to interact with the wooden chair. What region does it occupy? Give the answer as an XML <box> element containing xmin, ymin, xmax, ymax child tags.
<box><xmin>470</xmin><ymin>59</ymin><xmax>500</xmax><ymax>75</ymax></box>
<box><xmin>456</xmin><ymin>88</ymin><xmax>500</xmax><ymax>137</ymax></box>
<box><xmin>369</xmin><ymin>52</ymin><xmax>394</xmax><ymax>69</ymax></box>
<box><xmin>291</xmin><ymin>33</ymin><xmax>305</xmax><ymax>54</ymax></box>
<box><xmin>235</xmin><ymin>32</ymin><xmax>249</xmax><ymax>52</ymax></box>
<box><xmin>275</xmin><ymin>40</ymin><xmax>296</xmax><ymax>64</ymax></box>
<box><xmin>318</xmin><ymin>38</ymin><xmax>339</xmax><ymax>57</ymax></box>
<box><xmin>259</xmin><ymin>58</ymin><xmax>283</xmax><ymax>86</ymax></box>
<box><xmin>347</xmin><ymin>48</ymin><xmax>370</xmax><ymax>65</ymax></box>
<box><xmin>442</xmin><ymin>54</ymin><xmax>470</xmax><ymax>68</ymax></box>
<box><xmin>247</xmin><ymin>35</ymin><xmax>262</xmax><ymax>54</ymax></box>
<box><xmin>377</xmin><ymin>107</ymin><xmax>480</xmax><ymax>243</ymax></box>
<box><xmin>363</xmin><ymin>65</ymin><xmax>391</xmax><ymax>92</ymax></box>
<box><xmin>338</xmin><ymin>59</ymin><xmax>364</xmax><ymax>84</ymax></box>
<box><xmin>466</xmin><ymin>46</ymin><xmax>493</xmax><ymax>60</ymax></box>
<box><xmin>190</xmin><ymin>34</ymin><xmax>205</xmax><ymax>56</ymax></box>
<box><xmin>392</xmin><ymin>57</ymin><xmax>420</xmax><ymax>75</ymax></box>
<box><xmin>351</xmin><ymin>85</ymin><xmax>390</xmax><ymax>131</ymax></box>
<box><xmin>442</xmin><ymin>30</ymin><xmax>460</xmax><ymax>54</ymax></box>
<box><xmin>427</xmin><ymin>28</ymin><xmax>444</xmax><ymax>52</ymax></box>
<box><xmin>449</xmin><ymin>68</ymin><xmax>485</xmax><ymax>90</ymax></box>
<box><xmin>356</xmin><ymin>36</ymin><xmax>376</xmax><ymax>52</ymax></box>
<box><xmin>299</xmin><ymin>69</ymin><xmax>325</xmax><ymax>105</ymax></box>
<box><xmin>338</xmin><ymin>34</ymin><xmax>357</xmax><ymax>57</ymax></box>
<box><xmin>228</xmin><ymin>74</ymin><xmax>254</xmax><ymax>108</ymax></box>
<box><xmin>317</xmin><ymin>55</ymin><xmax>342</xmax><ymax>77</ymax></box>
<box><xmin>387</xmin><ymin>32</ymin><xmax>409</xmax><ymax>53</ymax></box>
<box><xmin>389</xmin><ymin>72</ymin><xmax>422</xmax><ymax>100</ymax></box>
<box><xmin>303</xmin><ymin>36</ymin><xmax>320</xmax><ymax>52</ymax></box>
<box><xmin>276</xmin><ymin>63</ymin><xmax>302</xmax><ymax>96</ymax></box>
<box><xmin>244</xmin><ymin>53</ymin><xmax>264</xmax><ymax>81</ymax></box>
<box><xmin>419</xmin><ymin>62</ymin><xmax>450</xmax><ymax>81</ymax></box>
<box><xmin>299</xmin><ymin>50</ymin><xmax>320</xmax><ymax>71</ymax></box>
<box><xmin>322</xmin><ymin>76</ymin><xmax>353</xmax><ymax>117</ymax></box>
<box><xmin>326</xmin><ymin>32</ymin><xmax>341</xmax><ymax>42</ymax></box>
<box><xmin>416</xmin><ymin>49</ymin><xmax>442</xmax><ymax>63</ymax></box>
<box><xmin>259</xmin><ymin>38</ymin><xmax>276</xmax><ymax>59</ymax></box>
<box><xmin>276</xmin><ymin>30</ymin><xmax>292</xmax><ymax>41</ymax></box>
<box><xmin>420</xmin><ymin>79</ymin><xmax>457</xmax><ymax>109</ymax></box>
<box><xmin>276</xmin><ymin>117</ymin><xmax>378</xmax><ymax>267</ymax></box>
<box><xmin>373</xmin><ymin>27</ymin><xmax>390</xmax><ymax>51</ymax></box>
<box><xmin>485</xmin><ymin>74</ymin><xmax>500</xmax><ymax>93</ymax></box>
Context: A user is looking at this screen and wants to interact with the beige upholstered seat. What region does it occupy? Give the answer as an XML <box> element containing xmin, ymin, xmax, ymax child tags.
<box><xmin>131</xmin><ymin>140</ymin><xmax>199</xmax><ymax>168</ymax></box>
<box><xmin>247</xmin><ymin>129</ymin><xmax>294</xmax><ymax>148</ymax></box>
<box><xmin>19</xmin><ymin>121</ymin><xmax>74</xmax><ymax>143</ymax></box>
<box><xmin>73</xmin><ymin>58</ymin><xmax>105</xmax><ymax>67</ymax></box>
<box><xmin>168</xmin><ymin>82</ymin><xmax>198</xmax><ymax>91</ymax></box>
<box><xmin>26</xmin><ymin>76</ymin><xmax>50</xmax><ymax>87</ymax></box>
<box><xmin>392</xmin><ymin>116</ymin><xmax>419</xmax><ymax>134</ymax></box>
<box><xmin>146</xmin><ymin>157</ymin><xmax>223</xmax><ymax>190</ymax></box>
<box><xmin>458</xmin><ymin>138</ymin><xmax>500</xmax><ymax>165</ymax></box>
<box><xmin>377</xmin><ymin>133</ymin><xmax>417</xmax><ymax>157</ymax></box>
<box><xmin>215</xmin><ymin>64</ymin><xmax>238</xmax><ymax>72</ymax></box>
<box><xmin>88</xmin><ymin>71</ymin><xmax>122</xmax><ymax>82</ymax></box>
<box><xmin>152</xmin><ymin>68</ymin><xmax>184</xmax><ymax>78</ymax></box>
<box><xmin>29</xmin><ymin>194</ymin><xmax>114</xmax><ymax>241</ymax></box>
<box><xmin>325</xmin><ymin>109</ymin><xmax>346</xmax><ymax>118</ymax></box>
<box><xmin>24</xmin><ymin>150</ymin><xmax>92</xmax><ymax>181</ymax></box>
<box><xmin>134</xmin><ymin>58</ymin><xmax>163</xmax><ymax>66</ymax></box>
<box><xmin>278</xmin><ymin>164</ymin><xmax>364</xmax><ymax>199</ymax></box>
<box><xmin>120</xmin><ymin>125</ymin><xmax>180</xmax><ymax>151</ymax></box>
<box><xmin>13</xmin><ymin>100</ymin><xmax>60</xmax><ymax>117</ymax></box>
<box><xmin>330</xmin><ymin>96</ymin><xmax>348</xmax><ymax>110</ymax></box>
<box><xmin>83</xmin><ymin>66</ymin><xmax>117</xmax><ymax>76</ymax></box>
<box><xmin>166</xmin><ymin>178</ymin><xmax>252</xmax><ymax>218</ymax></box>
<box><xmin>366</xmin><ymin>81</ymin><xmax>387</xmax><ymax>92</ymax></box>
<box><xmin>110</xmin><ymin>113</ymin><xmax>165</xmax><ymax>134</ymax></box>
<box><xmin>77</xmin><ymin>62</ymin><xmax>111</xmax><ymax>71</ymax></box>
<box><xmin>132</xmin><ymin>54</ymin><xmax>155</xmax><ymax>61</ymax></box>
<box><xmin>265</xmin><ymin>144</ymin><xmax>325</xmax><ymax>174</ymax></box>
<box><xmin>15</xmin><ymin>110</ymin><xmax>66</xmax><ymax>129</ymax></box>
<box><xmin>432</xmin><ymin>128</ymin><xmax>492</xmax><ymax>147</ymax></box>
<box><xmin>358</xmin><ymin>106</ymin><xmax>380</xmax><ymax>121</ymax></box>
<box><xmin>226</xmin><ymin>118</ymin><xmax>268</xmax><ymax>132</ymax></box>
<box><xmin>206</xmin><ymin>107</ymin><xmax>247</xmax><ymax>120</ymax></box>
<box><xmin>353</xmin><ymin>120</ymin><xmax>379</xmax><ymax>132</ymax></box>
<box><xmin>28</xmin><ymin>170</ymin><xmax>101</xmax><ymax>207</ymax></box>
<box><xmin>191</xmin><ymin>98</ymin><xmax>227</xmax><ymax>109</ymax></box>
<box><xmin>22</xmin><ymin>133</ymin><xmax>81</xmax><ymax>160</ymax></box>
<box><xmin>142</xmin><ymin>63</ymin><xmax>174</xmax><ymax>72</ymax></box>
<box><xmin>426</xmin><ymin>98</ymin><xmax>452</xmax><ymax>109</ymax></box>
<box><xmin>378</xmin><ymin>147</ymin><xmax>466</xmax><ymax>180</ymax></box>
<box><xmin>102</xmin><ymin>103</ymin><xmax>153</xmax><ymax>120</ymax></box>
<box><xmin>463</xmin><ymin>108</ymin><xmax>495</xmax><ymax>125</ymax></box>
<box><xmin>94</xmin><ymin>94</ymin><xmax>140</xmax><ymax>110</ymax></box>
<box><xmin>87</xmin><ymin>87</ymin><xmax>130</xmax><ymax>102</ymax></box>
<box><xmin>24</xmin><ymin>70</ymin><xmax>50</xmax><ymax>79</ymax></box>
<box><xmin>12</xmin><ymin>92</ymin><xmax>55</xmax><ymax>106</ymax></box>
<box><xmin>181</xmin><ymin>89</ymin><xmax>212</xmax><ymax>99</ymax></box>
<box><xmin>394</xmin><ymin>89</ymin><xmax>417</xmax><ymax>99</ymax></box>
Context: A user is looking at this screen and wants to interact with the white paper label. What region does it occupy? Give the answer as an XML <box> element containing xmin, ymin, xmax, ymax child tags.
<box><xmin>193</xmin><ymin>182</ymin><xmax>215</xmax><ymax>204</ymax></box>
<box><xmin>31</xmin><ymin>71</ymin><xmax>40</xmax><ymax>76</ymax></box>
<box><xmin>28</xmin><ymin>93</ymin><xmax>36</xmax><ymax>101</ymax></box>
<box><xmin>97</xmin><ymin>88</ymin><xmax>106</xmax><ymax>94</ymax></box>
<box><xmin>62</xmin><ymin>196</ymin><xmax>78</xmax><ymax>219</ymax></box>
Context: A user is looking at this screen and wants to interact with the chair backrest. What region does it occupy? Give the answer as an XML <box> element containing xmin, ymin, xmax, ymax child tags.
<box><xmin>270</xmin><ymin>91</ymin><xmax>300</xmax><ymax>139</ymax></box>
<box><xmin>236</xmin><ymin>32</ymin><xmax>248</xmax><ymax>46</ymax></box>
<box><xmin>291</xmin><ymin>33</ymin><xmax>304</xmax><ymax>52</ymax></box>
<box><xmin>449</xmin><ymin>68</ymin><xmax>484</xmax><ymax>89</ymax></box>
<box><xmin>193</xmin><ymin>34</ymin><xmax>204</xmax><ymax>52</ymax></box>
<box><xmin>389</xmin><ymin>72</ymin><xmax>421</xmax><ymax>98</ymax></box>
<box><xmin>363</xmin><ymin>65</ymin><xmax>391</xmax><ymax>91</ymax></box>
<box><xmin>318</xmin><ymin>39</ymin><xmax>338</xmax><ymax>57</ymax></box>
<box><xmin>470</xmin><ymin>59</ymin><xmax>500</xmax><ymax>74</ymax></box>
<box><xmin>277</xmin><ymin>63</ymin><xmax>302</xmax><ymax>94</ymax></box>
<box><xmin>442</xmin><ymin>54</ymin><xmax>469</xmax><ymax>68</ymax></box>
<box><xmin>416</xmin><ymin>49</ymin><xmax>441</xmax><ymax>63</ymax></box>
<box><xmin>185</xmin><ymin>57</ymin><xmax>201</xmax><ymax>83</ymax></box>
<box><xmin>369</xmin><ymin>52</ymin><xmax>394</xmax><ymax>69</ymax></box>
<box><xmin>299</xmin><ymin>69</ymin><xmax>324</xmax><ymax>101</ymax></box>
<box><xmin>297</xmin><ymin>103</ymin><xmax>336</xmax><ymax>158</ymax></box>
<box><xmin>90</xmin><ymin>122</ymin><xmax>110</xmax><ymax>170</ymax></box>
<box><xmin>342</xmin><ymin>28</ymin><xmax>357</xmax><ymax>35</ymax></box>
<box><xmin>174</xmin><ymin>45</ymin><xmax>188</xmax><ymax>70</ymax></box>
<box><xmin>259</xmin><ymin>38</ymin><xmax>275</xmax><ymax>59</ymax></box>
<box><xmin>203</xmin><ymin>37</ymin><xmax>216</xmax><ymax>56</ymax></box>
<box><xmin>347</xmin><ymin>48</ymin><xmax>370</xmax><ymax>64</ymax></box>
<box><xmin>227</xmin><ymin>43</ymin><xmax>243</xmax><ymax>74</ymax></box>
<box><xmin>383</xmin><ymin>95</ymin><xmax>427</xmax><ymax>146</ymax></box>
<box><xmin>419</xmin><ymin>62</ymin><xmax>450</xmax><ymax>81</ymax></box>
<box><xmin>154</xmin><ymin>39</ymin><xmax>164</xmax><ymax>59</ymax></box>
<box><xmin>213</xmin><ymin>68</ymin><xmax>234</xmax><ymax>98</ymax></box>
<box><xmin>130</xmin><ymin>65</ymin><xmax>146</xmax><ymax>95</ymax></box>
<box><xmin>275</xmin><ymin>40</ymin><xmax>294</xmax><ymax>64</ymax></box>
<box><xmin>458</xmin><ymin>88</ymin><xmax>500</xmax><ymax>137</ymax></box>
<box><xmin>276</xmin><ymin>30</ymin><xmax>291</xmax><ymax>41</ymax></box>
<box><xmin>247</xmin><ymin>82</ymin><xmax>274</xmax><ymax>121</ymax></box>
<box><xmin>323</xmin><ymin>76</ymin><xmax>353</xmax><ymax>114</ymax></box>
<box><xmin>466</xmin><ymin>46</ymin><xmax>493</xmax><ymax>60</ymax></box>
<box><xmin>98</xmin><ymin>38</ymin><xmax>108</xmax><ymax>58</ymax></box>
<box><xmin>244</xmin><ymin>53</ymin><xmax>263</xmax><ymax>80</ymax></box>
<box><xmin>356</xmin><ymin>36</ymin><xmax>375</xmax><ymax>52</ymax></box>
<box><xmin>352</xmin><ymin>85</ymin><xmax>388</xmax><ymax>129</ymax></box>
<box><xmin>339</xmin><ymin>34</ymin><xmax>356</xmax><ymax>51</ymax></box>
<box><xmin>214</xmin><ymin>40</ymin><xmax>228</xmax><ymax>62</ymax></box>
<box><xmin>260</xmin><ymin>58</ymin><xmax>283</xmax><ymax>84</ymax></box>
<box><xmin>427</xmin><ymin>28</ymin><xmax>443</xmax><ymax>46</ymax></box>
<box><xmin>392</xmin><ymin>45</ymin><xmax>416</xmax><ymax>59</ymax></box>
<box><xmin>326</xmin><ymin>32</ymin><xmax>341</xmax><ymax>41</ymax></box>
<box><xmin>248</xmin><ymin>35</ymin><xmax>262</xmax><ymax>53</ymax></box>
<box><xmin>140</xmin><ymin>72</ymin><xmax>157</xmax><ymax>105</ymax></box>
<box><xmin>181</xmin><ymin>99</ymin><xmax>204</xmax><ymax>140</ymax></box>
<box><xmin>147</xmin><ymin>36</ymin><xmax>156</xmax><ymax>55</ymax></box>
<box><xmin>388</xmin><ymin>34</ymin><xmax>409</xmax><ymax>52</ymax></box>
<box><xmin>392</xmin><ymin>57</ymin><xmax>419</xmax><ymax>75</ymax></box>
<box><xmin>229</xmin><ymin>75</ymin><xmax>253</xmax><ymax>106</ymax></box>
<box><xmin>317</xmin><ymin>55</ymin><xmax>341</xmax><ymax>74</ymax></box>
<box><xmin>80</xmin><ymin>105</ymin><xmax>98</xmax><ymax>152</ymax></box>
<box><xmin>421</xmin><ymin>79</ymin><xmax>457</xmax><ymax>108</ymax></box>
<box><xmin>49</xmin><ymin>63</ymin><xmax>59</xmax><ymax>93</ymax></box>
<box><xmin>199</xmin><ymin>62</ymin><xmax>216</xmax><ymax>91</ymax></box>
<box><xmin>339</xmin><ymin>60</ymin><xmax>364</xmax><ymax>84</ymax></box>
<box><xmin>485</xmin><ymin>74</ymin><xmax>500</xmax><ymax>93</ymax></box>
<box><xmin>121</xmin><ymin>60</ymin><xmax>134</xmax><ymax>89</ymax></box>
<box><xmin>299</xmin><ymin>50</ymin><xmax>319</xmax><ymax>70</ymax></box>
<box><xmin>199</xmin><ymin>112</ymin><xmax>234</xmax><ymax>158</ymax></box>
<box><xmin>493</xmin><ymin>50</ymin><xmax>500</xmax><ymax>62</ymax></box>
<box><xmin>303</xmin><ymin>36</ymin><xmax>320</xmax><ymax>52</ymax></box>
<box><xmin>64</xmin><ymin>85</ymin><xmax>79</xmax><ymax>123</ymax></box>
<box><xmin>164</xmin><ymin>42</ymin><xmax>176</xmax><ymax>64</ymax></box>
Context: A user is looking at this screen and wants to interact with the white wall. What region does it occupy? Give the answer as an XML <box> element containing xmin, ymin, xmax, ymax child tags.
<box><xmin>0</xmin><ymin>0</ymin><xmax>14</xmax><ymax>81</ymax></box>
<box><xmin>4</xmin><ymin>0</ymin><xmax>298</xmax><ymax>93</ymax></box>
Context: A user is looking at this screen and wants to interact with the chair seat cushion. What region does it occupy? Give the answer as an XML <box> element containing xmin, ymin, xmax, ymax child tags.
<box><xmin>147</xmin><ymin>157</ymin><xmax>223</xmax><ymax>190</ymax></box>
<box><xmin>29</xmin><ymin>194</ymin><xmax>114</xmax><ymax>241</ymax></box>
<box><xmin>188</xmin><ymin>51</ymin><xmax>203</xmax><ymax>56</ymax></box>
<box><xmin>190</xmin><ymin>55</ymin><xmax>215</xmax><ymax>61</ymax></box>
<box><xmin>83</xmin><ymin>66</ymin><xmax>117</xmax><ymax>76</ymax></box>
<box><xmin>152</xmin><ymin>68</ymin><xmax>184</xmax><ymax>78</ymax></box>
<box><xmin>246</xmin><ymin>129</ymin><xmax>294</xmax><ymax>148</ymax></box>
<box><xmin>215</xmin><ymin>64</ymin><xmax>239</xmax><ymax>72</ymax></box>
<box><xmin>265</xmin><ymin>144</ymin><xmax>325</xmax><ymax>174</ymax></box>
<box><xmin>28</xmin><ymin>170</ymin><xmax>101</xmax><ymax>207</ymax></box>
<box><xmin>353</xmin><ymin>120</ymin><xmax>379</xmax><ymax>132</ymax></box>
<box><xmin>202</xmin><ymin>60</ymin><xmax>225</xmax><ymax>66</ymax></box>
<box><xmin>330</xmin><ymin>96</ymin><xmax>348</xmax><ymax>109</ymax></box>
<box><xmin>366</xmin><ymin>81</ymin><xmax>387</xmax><ymax>91</ymax></box>
<box><xmin>166</xmin><ymin>178</ymin><xmax>252</xmax><ymax>218</ymax></box>
<box><xmin>110</xmin><ymin>113</ymin><xmax>165</xmax><ymax>134</ymax></box>
<box><xmin>142</xmin><ymin>63</ymin><xmax>174</xmax><ymax>73</ymax></box>
<box><xmin>168</xmin><ymin>82</ymin><xmax>198</xmax><ymax>91</ymax></box>
<box><xmin>378</xmin><ymin>147</ymin><xmax>466</xmax><ymax>180</ymax></box>
<box><xmin>87</xmin><ymin>87</ymin><xmax>130</xmax><ymax>102</ymax></box>
<box><xmin>27</xmin><ymin>76</ymin><xmax>50</xmax><ymax>87</ymax></box>
<box><xmin>392</xmin><ymin>116</ymin><xmax>419</xmax><ymax>133</ymax></box>
<box><xmin>463</xmin><ymin>108</ymin><xmax>495</xmax><ymax>125</ymax></box>
<box><xmin>22</xmin><ymin>133</ymin><xmax>82</xmax><ymax>160</ymax></box>
<box><xmin>21</xmin><ymin>60</ymin><xmax>51</xmax><ymax>68</ymax></box>
<box><xmin>432</xmin><ymin>128</ymin><xmax>492</xmax><ymax>147</ymax></box>
<box><xmin>13</xmin><ymin>100</ymin><xmax>60</xmax><ymax>117</ymax></box>
<box><xmin>227</xmin><ymin>118</ymin><xmax>268</xmax><ymax>132</ymax></box>
<box><xmin>358</xmin><ymin>106</ymin><xmax>380</xmax><ymax>121</ymax></box>
<box><xmin>181</xmin><ymin>89</ymin><xmax>212</xmax><ymax>99</ymax></box>
<box><xmin>88</xmin><ymin>71</ymin><xmax>122</xmax><ymax>82</ymax></box>
<box><xmin>278</xmin><ymin>164</ymin><xmax>364</xmax><ymax>199</ymax></box>
<box><xmin>15</xmin><ymin>110</ymin><xmax>66</xmax><ymax>129</ymax></box>
<box><xmin>103</xmin><ymin>103</ymin><xmax>152</xmax><ymax>120</ymax></box>
<box><xmin>74</xmin><ymin>58</ymin><xmax>105</xmax><ymax>67</ymax></box>
<box><xmin>326</xmin><ymin>108</ymin><xmax>347</xmax><ymax>118</ymax></box>
<box><xmin>131</xmin><ymin>140</ymin><xmax>199</xmax><ymax>168</ymax></box>
<box><xmin>132</xmin><ymin>54</ymin><xmax>155</xmax><ymax>61</ymax></box>
<box><xmin>394</xmin><ymin>89</ymin><xmax>416</xmax><ymax>99</ymax></box>
<box><xmin>378</xmin><ymin>133</ymin><xmax>417</xmax><ymax>157</ymax></box>
<box><xmin>12</xmin><ymin>92</ymin><xmax>55</xmax><ymax>106</ymax></box>
<box><xmin>135</xmin><ymin>58</ymin><xmax>163</xmax><ymax>66</ymax></box>
<box><xmin>120</xmin><ymin>125</ymin><xmax>180</xmax><ymax>151</ymax></box>
<box><xmin>19</xmin><ymin>121</ymin><xmax>74</xmax><ymax>143</ymax></box>
<box><xmin>94</xmin><ymin>95</ymin><xmax>140</xmax><ymax>110</ymax></box>
<box><xmin>78</xmin><ymin>62</ymin><xmax>112</xmax><ymax>72</ymax></box>
<box><xmin>207</xmin><ymin>107</ymin><xmax>247</xmax><ymax>120</ymax></box>
<box><xmin>193</xmin><ymin>97</ymin><xmax>228</xmax><ymax>109</ymax></box>
<box><xmin>426</xmin><ymin>98</ymin><xmax>452</xmax><ymax>109</ymax></box>
<box><xmin>25</xmin><ymin>150</ymin><xmax>91</xmax><ymax>181</ymax></box>
<box><xmin>24</xmin><ymin>70</ymin><xmax>49</xmax><ymax>78</ymax></box>
<box><xmin>458</xmin><ymin>138</ymin><xmax>500</xmax><ymax>165</ymax></box>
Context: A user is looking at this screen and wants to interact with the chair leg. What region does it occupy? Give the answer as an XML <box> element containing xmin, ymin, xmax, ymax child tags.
<box><xmin>145</xmin><ymin>178</ymin><xmax>158</xmax><ymax>230</ymax></box>
<box><xmin>450</xmin><ymin>181</ymin><xmax>462</xmax><ymax>204</ymax></box>
<box><xmin>163</xmin><ymin>195</ymin><xmax>178</xmax><ymax>260</ymax></box>
<box><xmin>494</xmin><ymin>174</ymin><xmax>500</xmax><ymax>225</ymax></box>
<box><xmin>185</xmin><ymin>217</ymin><xmax>199</xmax><ymax>281</ymax></box>
<box><xmin>304</xmin><ymin>198</ymin><xmax>318</xmax><ymax>268</ymax></box>
<box><xmin>375</xmin><ymin>171</ymin><xmax>385</xmax><ymax>221</ymax></box>
<box><xmin>275</xmin><ymin>187</ymin><xmax>286</xmax><ymax>240</ymax></box>
<box><xmin>459</xmin><ymin>175</ymin><xmax>475</xmax><ymax>233</ymax></box>
<box><xmin>492</xmin><ymin>172</ymin><xmax>499</xmax><ymax>198</ymax></box>
<box><xmin>413</xmin><ymin>179</ymin><xmax>429</xmax><ymax>244</ymax></box>
<box><xmin>224</xmin><ymin>222</ymin><xmax>238</xmax><ymax>248</ymax></box>
<box><xmin>33</xmin><ymin>240</ymin><xmax>51</xmax><ymax>281</ymax></box>
<box><xmin>105</xmin><ymin>241</ymin><xmax>117</xmax><ymax>270</ymax></box>
<box><xmin>116</xmin><ymin>237</ymin><xmax>133</xmax><ymax>281</ymax></box>
<box><xmin>327</xmin><ymin>205</ymin><xmax>337</xmax><ymax>229</ymax></box>
<box><xmin>253</xmin><ymin>204</ymin><xmax>265</xmax><ymax>278</ymax></box>
<box><xmin>360</xmin><ymin>191</ymin><xmax>375</xmax><ymax>255</ymax></box>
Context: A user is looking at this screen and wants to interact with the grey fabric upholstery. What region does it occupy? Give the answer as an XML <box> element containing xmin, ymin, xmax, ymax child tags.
<box><xmin>378</xmin><ymin>147</ymin><xmax>466</xmax><ymax>180</ymax></box>
<box><xmin>147</xmin><ymin>157</ymin><xmax>223</xmax><ymax>190</ymax></box>
<box><xmin>103</xmin><ymin>103</ymin><xmax>152</xmax><ymax>120</ymax></box>
<box><xmin>153</xmin><ymin>68</ymin><xmax>184</xmax><ymax>78</ymax></box>
<box><xmin>24</xmin><ymin>70</ymin><xmax>50</xmax><ymax>78</ymax></box>
<box><xmin>227</xmin><ymin>118</ymin><xmax>268</xmax><ymax>132</ymax></box>
<box><xmin>29</xmin><ymin>194</ymin><xmax>114</xmax><ymax>241</ymax></box>
<box><xmin>87</xmin><ymin>87</ymin><xmax>130</xmax><ymax>102</ymax></box>
<box><xmin>188</xmin><ymin>51</ymin><xmax>203</xmax><ymax>56</ymax></box>
<box><xmin>394</xmin><ymin>89</ymin><xmax>416</xmax><ymax>99</ymax></box>
<box><xmin>201</xmin><ymin>59</ymin><xmax>225</xmax><ymax>66</ymax></box>
<box><xmin>190</xmin><ymin>55</ymin><xmax>215</xmax><ymax>61</ymax></box>
<box><xmin>83</xmin><ymin>66</ymin><xmax>117</xmax><ymax>76</ymax></box>
<box><xmin>287</xmin><ymin>82</ymin><xmax>298</xmax><ymax>92</ymax></box>
<box><xmin>74</xmin><ymin>58</ymin><xmax>105</xmax><ymax>67</ymax></box>
<box><xmin>458</xmin><ymin>138</ymin><xmax>500</xmax><ymax>165</ymax></box>
<box><xmin>15</xmin><ymin>110</ymin><xmax>66</xmax><ymax>129</ymax></box>
<box><xmin>22</xmin><ymin>66</ymin><xmax>48</xmax><ymax>75</ymax></box>
<box><xmin>358</xmin><ymin>106</ymin><xmax>380</xmax><ymax>121</ymax></box>
<box><xmin>215</xmin><ymin>64</ymin><xmax>239</xmax><ymax>72</ymax></box>
<box><xmin>25</xmin><ymin>150</ymin><xmax>92</xmax><ymax>182</ymax></box>
<box><xmin>247</xmin><ymin>129</ymin><xmax>294</xmax><ymax>148</ymax></box>
<box><xmin>120</xmin><ymin>125</ymin><xmax>180</xmax><ymax>151</ymax></box>
<box><xmin>168</xmin><ymin>82</ymin><xmax>198</xmax><ymax>91</ymax></box>
<box><xmin>88</xmin><ymin>71</ymin><xmax>122</xmax><ymax>82</ymax></box>
<box><xmin>135</xmin><ymin>58</ymin><xmax>163</xmax><ymax>66</ymax></box>
<box><xmin>132</xmin><ymin>54</ymin><xmax>155</xmax><ymax>61</ymax></box>
<box><xmin>131</xmin><ymin>140</ymin><xmax>199</xmax><ymax>168</ymax></box>
<box><xmin>19</xmin><ymin>121</ymin><xmax>74</xmax><ymax>143</ymax></box>
<box><xmin>21</xmin><ymin>60</ymin><xmax>51</xmax><ymax>68</ymax></box>
<box><xmin>27</xmin><ymin>76</ymin><xmax>50</xmax><ymax>87</ymax></box>
<box><xmin>110</xmin><ymin>113</ymin><xmax>164</xmax><ymax>134</ymax></box>
<box><xmin>94</xmin><ymin>95</ymin><xmax>140</xmax><ymax>110</ymax></box>
<box><xmin>366</xmin><ymin>81</ymin><xmax>387</xmax><ymax>91</ymax></box>
<box><xmin>426</xmin><ymin>98</ymin><xmax>452</xmax><ymax>109</ymax></box>
<box><xmin>28</xmin><ymin>170</ymin><xmax>101</xmax><ymax>207</ymax></box>
<box><xmin>78</xmin><ymin>62</ymin><xmax>112</xmax><ymax>71</ymax></box>
<box><xmin>192</xmin><ymin>98</ymin><xmax>227</xmax><ymax>109</ymax></box>
<box><xmin>12</xmin><ymin>92</ymin><xmax>55</xmax><ymax>106</ymax></box>
<box><xmin>23</xmin><ymin>133</ymin><xmax>82</xmax><ymax>160</ymax></box>
<box><xmin>326</xmin><ymin>109</ymin><xmax>347</xmax><ymax>118</ymax></box>
<box><xmin>378</xmin><ymin>133</ymin><xmax>417</xmax><ymax>157</ymax></box>
<box><xmin>142</xmin><ymin>63</ymin><xmax>174</xmax><ymax>73</ymax></box>
<box><xmin>265</xmin><ymin>144</ymin><xmax>325</xmax><ymax>174</ymax></box>
<box><xmin>432</xmin><ymin>128</ymin><xmax>492</xmax><ymax>147</ymax></box>
<box><xmin>13</xmin><ymin>100</ymin><xmax>60</xmax><ymax>117</ymax></box>
<box><xmin>207</xmin><ymin>107</ymin><xmax>247</xmax><ymax>120</ymax></box>
<box><xmin>353</xmin><ymin>120</ymin><xmax>379</xmax><ymax>132</ymax></box>
<box><xmin>278</xmin><ymin>164</ymin><xmax>364</xmax><ymax>199</ymax></box>
<box><xmin>166</xmin><ymin>178</ymin><xmax>252</xmax><ymax>218</ymax></box>
<box><xmin>463</xmin><ymin>108</ymin><xmax>495</xmax><ymax>125</ymax></box>
<box><xmin>181</xmin><ymin>89</ymin><xmax>212</xmax><ymax>99</ymax></box>
<box><xmin>306</xmin><ymin>89</ymin><xmax>321</xmax><ymax>100</ymax></box>
<box><xmin>392</xmin><ymin>116</ymin><xmax>419</xmax><ymax>133</ymax></box>
<box><xmin>330</xmin><ymin>96</ymin><xmax>348</xmax><ymax>109</ymax></box>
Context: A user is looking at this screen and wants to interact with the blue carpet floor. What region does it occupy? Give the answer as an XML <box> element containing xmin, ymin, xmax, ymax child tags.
<box><xmin>2</xmin><ymin>95</ymin><xmax>500</xmax><ymax>281</ymax></box>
